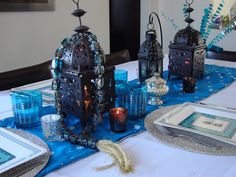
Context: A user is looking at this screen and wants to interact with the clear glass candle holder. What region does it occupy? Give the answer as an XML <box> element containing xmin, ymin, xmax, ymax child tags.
<box><xmin>10</xmin><ymin>90</ymin><xmax>42</xmax><ymax>128</ymax></box>
<box><xmin>41</xmin><ymin>114</ymin><xmax>62</xmax><ymax>141</ymax></box>
<box><xmin>146</xmin><ymin>73</ymin><xmax>169</xmax><ymax>105</ymax></box>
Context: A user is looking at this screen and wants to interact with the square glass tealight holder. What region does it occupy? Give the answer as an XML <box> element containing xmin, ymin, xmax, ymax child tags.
<box><xmin>128</xmin><ymin>84</ymin><xmax>147</xmax><ymax>120</ymax></box>
<box><xmin>10</xmin><ymin>90</ymin><xmax>42</xmax><ymax>128</ymax></box>
<box><xmin>116</xmin><ymin>84</ymin><xmax>147</xmax><ymax>120</ymax></box>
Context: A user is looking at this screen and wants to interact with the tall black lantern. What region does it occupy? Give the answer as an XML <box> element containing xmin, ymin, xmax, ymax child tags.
<box><xmin>168</xmin><ymin>0</ymin><xmax>206</xmax><ymax>79</ymax></box>
<box><xmin>138</xmin><ymin>12</ymin><xmax>164</xmax><ymax>83</ymax></box>
<box><xmin>51</xmin><ymin>0</ymin><xmax>115</xmax><ymax>146</ymax></box>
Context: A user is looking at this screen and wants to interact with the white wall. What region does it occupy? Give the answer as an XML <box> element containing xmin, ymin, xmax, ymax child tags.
<box><xmin>1</xmin><ymin>0</ymin><xmax>235</xmax><ymax>73</ymax></box>
<box><xmin>214</xmin><ymin>0</ymin><xmax>235</xmax><ymax>15</ymax></box>
<box><xmin>0</xmin><ymin>0</ymin><xmax>109</xmax><ymax>73</ymax></box>
<box><xmin>140</xmin><ymin>0</ymin><xmax>159</xmax><ymax>43</ymax></box>
<box><xmin>158</xmin><ymin>0</ymin><xmax>236</xmax><ymax>53</ymax></box>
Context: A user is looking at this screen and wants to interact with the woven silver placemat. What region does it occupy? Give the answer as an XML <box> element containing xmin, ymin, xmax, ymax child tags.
<box><xmin>144</xmin><ymin>105</ymin><xmax>236</xmax><ymax>155</ymax></box>
<box><xmin>6</xmin><ymin>128</ymin><xmax>50</xmax><ymax>177</ymax></box>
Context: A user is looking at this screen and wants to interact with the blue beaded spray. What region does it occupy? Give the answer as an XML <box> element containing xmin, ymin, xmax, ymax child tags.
<box><xmin>208</xmin><ymin>19</ymin><xmax>236</xmax><ymax>49</ymax></box>
<box><xmin>204</xmin><ymin>0</ymin><xmax>225</xmax><ymax>41</ymax></box>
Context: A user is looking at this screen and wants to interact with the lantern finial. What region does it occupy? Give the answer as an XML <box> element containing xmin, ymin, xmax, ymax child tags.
<box><xmin>71</xmin><ymin>0</ymin><xmax>89</xmax><ymax>32</ymax></box>
<box><xmin>184</xmin><ymin>0</ymin><xmax>194</xmax><ymax>26</ymax></box>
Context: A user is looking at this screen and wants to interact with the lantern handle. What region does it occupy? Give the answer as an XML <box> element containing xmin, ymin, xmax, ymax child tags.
<box><xmin>185</xmin><ymin>0</ymin><xmax>193</xmax><ymax>5</ymax></box>
<box><xmin>72</xmin><ymin>0</ymin><xmax>79</xmax><ymax>8</ymax></box>
<box><xmin>148</xmin><ymin>12</ymin><xmax>163</xmax><ymax>49</ymax></box>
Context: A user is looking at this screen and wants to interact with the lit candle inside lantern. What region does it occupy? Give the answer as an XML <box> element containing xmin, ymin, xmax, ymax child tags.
<box><xmin>116</xmin><ymin>109</ymin><xmax>119</xmax><ymax>114</ymax></box>
<box><xmin>109</xmin><ymin>107</ymin><xmax>128</xmax><ymax>133</ymax></box>
<box><xmin>184</xmin><ymin>60</ymin><xmax>190</xmax><ymax>65</ymax></box>
<box><xmin>84</xmin><ymin>85</ymin><xmax>88</xmax><ymax>96</ymax></box>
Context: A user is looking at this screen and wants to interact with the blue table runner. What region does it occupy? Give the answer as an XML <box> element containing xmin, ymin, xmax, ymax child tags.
<box><xmin>1</xmin><ymin>64</ymin><xmax>236</xmax><ymax>177</ymax></box>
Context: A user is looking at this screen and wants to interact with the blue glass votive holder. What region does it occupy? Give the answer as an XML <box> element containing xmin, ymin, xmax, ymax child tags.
<box><xmin>115</xmin><ymin>86</ymin><xmax>129</xmax><ymax>108</ymax></box>
<box><xmin>114</xmin><ymin>69</ymin><xmax>128</xmax><ymax>107</ymax></box>
<box><xmin>114</xmin><ymin>69</ymin><xmax>128</xmax><ymax>95</ymax></box>
<box><xmin>115</xmin><ymin>69</ymin><xmax>128</xmax><ymax>83</ymax></box>
<box><xmin>41</xmin><ymin>114</ymin><xmax>62</xmax><ymax>141</ymax></box>
<box><xmin>10</xmin><ymin>90</ymin><xmax>42</xmax><ymax>128</ymax></box>
<box><xmin>127</xmin><ymin>85</ymin><xmax>147</xmax><ymax>120</ymax></box>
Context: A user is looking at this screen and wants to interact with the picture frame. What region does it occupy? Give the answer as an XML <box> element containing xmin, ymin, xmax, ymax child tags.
<box><xmin>0</xmin><ymin>0</ymin><xmax>55</xmax><ymax>12</ymax></box>
<box><xmin>0</xmin><ymin>128</ymin><xmax>47</xmax><ymax>175</ymax></box>
<box><xmin>154</xmin><ymin>102</ymin><xmax>236</xmax><ymax>146</ymax></box>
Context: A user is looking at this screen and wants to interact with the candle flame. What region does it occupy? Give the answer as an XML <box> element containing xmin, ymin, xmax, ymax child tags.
<box><xmin>185</xmin><ymin>61</ymin><xmax>190</xmax><ymax>64</ymax></box>
<box><xmin>184</xmin><ymin>58</ymin><xmax>190</xmax><ymax>65</ymax></box>
<box><xmin>116</xmin><ymin>109</ymin><xmax>120</xmax><ymax>114</ymax></box>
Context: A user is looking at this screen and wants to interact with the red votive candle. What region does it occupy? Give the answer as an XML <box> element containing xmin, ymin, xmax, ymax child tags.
<box><xmin>109</xmin><ymin>107</ymin><xmax>128</xmax><ymax>133</ymax></box>
<box><xmin>183</xmin><ymin>77</ymin><xmax>195</xmax><ymax>93</ymax></box>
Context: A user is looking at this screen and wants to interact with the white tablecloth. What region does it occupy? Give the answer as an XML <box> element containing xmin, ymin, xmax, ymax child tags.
<box><xmin>1</xmin><ymin>55</ymin><xmax>236</xmax><ymax>177</ymax></box>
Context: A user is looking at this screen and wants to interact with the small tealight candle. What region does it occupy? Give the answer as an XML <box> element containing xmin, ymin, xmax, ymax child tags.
<box><xmin>109</xmin><ymin>107</ymin><xmax>128</xmax><ymax>133</ymax></box>
<box><xmin>183</xmin><ymin>77</ymin><xmax>195</xmax><ymax>93</ymax></box>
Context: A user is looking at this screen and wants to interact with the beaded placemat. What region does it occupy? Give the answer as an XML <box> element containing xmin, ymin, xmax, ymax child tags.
<box><xmin>144</xmin><ymin>105</ymin><xmax>236</xmax><ymax>155</ymax></box>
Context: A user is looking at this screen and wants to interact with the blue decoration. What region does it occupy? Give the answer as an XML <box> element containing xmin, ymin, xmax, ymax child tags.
<box><xmin>182</xmin><ymin>3</ymin><xmax>188</xmax><ymax>17</ymax></box>
<box><xmin>1</xmin><ymin>64</ymin><xmax>236</xmax><ymax>177</ymax></box>
<box><xmin>208</xmin><ymin>19</ymin><xmax>236</xmax><ymax>49</ymax></box>
<box><xmin>179</xmin><ymin>112</ymin><xmax>236</xmax><ymax>138</ymax></box>
<box><xmin>200</xmin><ymin>6</ymin><xmax>212</xmax><ymax>40</ymax></box>
<box><xmin>204</xmin><ymin>0</ymin><xmax>225</xmax><ymax>41</ymax></box>
<box><xmin>163</xmin><ymin>0</ymin><xmax>232</xmax><ymax>48</ymax></box>
<box><xmin>0</xmin><ymin>148</ymin><xmax>15</xmax><ymax>165</ymax></box>
<box><xmin>159</xmin><ymin>10</ymin><xmax>180</xmax><ymax>30</ymax></box>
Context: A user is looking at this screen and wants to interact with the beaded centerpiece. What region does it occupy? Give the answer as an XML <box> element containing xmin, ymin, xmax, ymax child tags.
<box><xmin>51</xmin><ymin>0</ymin><xmax>115</xmax><ymax>148</ymax></box>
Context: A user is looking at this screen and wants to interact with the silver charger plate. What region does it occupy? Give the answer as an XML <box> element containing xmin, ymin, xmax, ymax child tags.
<box><xmin>144</xmin><ymin>105</ymin><xmax>236</xmax><ymax>155</ymax></box>
<box><xmin>4</xmin><ymin>128</ymin><xmax>50</xmax><ymax>177</ymax></box>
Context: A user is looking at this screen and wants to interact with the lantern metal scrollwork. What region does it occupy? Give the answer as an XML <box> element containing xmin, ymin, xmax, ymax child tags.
<box><xmin>138</xmin><ymin>12</ymin><xmax>164</xmax><ymax>83</ymax></box>
<box><xmin>168</xmin><ymin>0</ymin><xmax>206</xmax><ymax>80</ymax></box>
<box><xmin>51</xmin><ymin>0</ymin><xmax>115</xmax><ymax>148</ymax></box>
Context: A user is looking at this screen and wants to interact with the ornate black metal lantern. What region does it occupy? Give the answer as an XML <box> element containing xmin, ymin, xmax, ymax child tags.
<box><xmin>168</xmin><ymin>0</ymin><xmax>206</xmax><ymax>79</ymax></box>
<box><xmin>51</xmin><ymin>0</ymin><xmax>115</xmax><ymax>146</ymax></box>
<box><xmin>138</xmin><ymin>12</ymin><xmax>164</xmax><ymax>83</ymax></box>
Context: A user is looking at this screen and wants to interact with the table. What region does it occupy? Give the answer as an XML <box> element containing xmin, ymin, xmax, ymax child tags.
<box><xmin>1</xmin><ymin>55</ymin><xmax>236</xmax><ymax>177</ymax></box>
